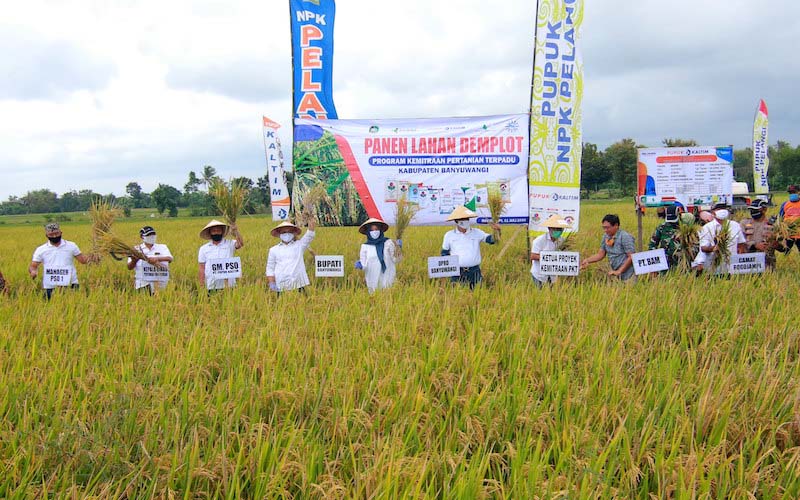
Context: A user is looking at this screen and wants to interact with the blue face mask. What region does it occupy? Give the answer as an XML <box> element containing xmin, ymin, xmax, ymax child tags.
<box><xmin>790</xmin><ymin>194</ymin><xmax>799</xmax><ymax>203</ymax></box>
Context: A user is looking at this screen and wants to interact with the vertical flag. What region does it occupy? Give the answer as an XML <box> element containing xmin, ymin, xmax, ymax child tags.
<box><xmin>290</xmin><ymin>0</ymin><xmax>338</xmax><ymax>119</ymax></box>
<box><xmin>263</xmin><ymin>117</ymin><xmax>290</xmax><ymax>220</ymax></box>
<box><xmin>752</xmin><ymin>99</ymin><xmax>769</xmax><ymax>194</ymax></box>
<box><xmin>528</xmin><ymin>0</ymin><xmax>584</xmax><ymax>235</ymax></box>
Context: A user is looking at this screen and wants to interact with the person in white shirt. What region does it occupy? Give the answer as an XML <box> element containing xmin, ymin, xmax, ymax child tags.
<box><xmin>530</xmin><ymin>214</ymin><xmax>571</xmax><ymax>287</ymax></box>
<box><xmin>692</xmin><ymin>206</ymin><xmax>746</xmax><ymax>273</ymax></box>
<box><xmin>197</xmin><ymin>219</ymin><xmax>244</xmax><ymax>293</ymax></box>
<box><xmin>441</xmin><ymin>206</ymin><xmax>501</xmax><ymax>289</ymax></box>
<box><xmin>29</xmin><ymin>222</ymin><xmax>94</xmax><ymax>299</ymax></box>
<box><xmin>126</xmin><ymin>225</ymin><xmax>174</xmax><ymax>295</ymax></box>
<box><xmin>354</xmin><ymin>217</ymin><xmax>400</xmax><ymax>293</ymax></box>
<box><xmin>266</xmin><ymin>219</ymin><xmax>316</xmax><ymax>293</ymax></box>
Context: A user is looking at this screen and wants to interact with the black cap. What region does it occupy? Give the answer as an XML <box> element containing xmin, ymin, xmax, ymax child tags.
<box><xmin>665</xmin><ymin>205</ymin><xmax>679</xmax><ymax>222</ymax></box>
<box><xmin>139</xmin><ymin>226</ymin><xmax>156</xmax><ymax>237</ymax></box>
<box><xmin>711</xmin><ymin>202</ymin><xmax>729</xmax><ymax>210</ymax></box>
<box><xmin>749</xmin><ymin>199</ymin><xmax>768</xmax><ymax>210</ymax></box>
<box><xmin>788</xmin><ymin>185</ymin><xmax>799</xmax><ymax>194</ymax></box>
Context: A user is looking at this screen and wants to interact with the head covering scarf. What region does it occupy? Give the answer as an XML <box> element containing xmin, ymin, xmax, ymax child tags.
<box><xmin>364</xmin><ymin>230</ymin><xmax>388</xmax><ymax>272</ymax></box>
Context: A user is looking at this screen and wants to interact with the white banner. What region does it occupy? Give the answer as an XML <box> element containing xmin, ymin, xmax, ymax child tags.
<box><xmin>263</xmin><ymin>116</ymin><xmax>290</xmax><ymax>221</ymax></box>
<box><xmin>43</xmin><ymin>266</ymin><xmax>72</xmax><ymax>287</ymax></box>
<box><xmin>539</xmin><ymin>251</ymin><xmax>580</xmax><ymax>276</ymax></box>
<box><xmin>632</xmin><ymin>249</ymin><xmax>669</xmax><ymax>275</ymax></box>
<box><xmin>637</xmin><ymin>147</ymin><xmax>734</xmax><ymax>209</ymax></box>
<box><xmin>315</xmin><ymin>255</ymin><xmax>344</xmax><ymax>277</ymax></box>
<box><xmin>729</xmin><ymin>253</ymin><xmax>766</xmax><ymax>275</ymax></box>
<box><xmin>529</xmin><ymin>0</ymin><xmax>584</xmax><ymax>235</ymax></box>
<box><xmin>135</xmin><ymin>263</ymin><xmax>169</xmax><ymax>282</ymax></box>
<box><xmin>428</xmin><ymin>255</ymin><xmax>460</xmax><ymax>278</ymax></box>
<box><xmin>753</xmin><ymin>100</ymin><xmax>769</xmax><ymax>194</ymax></box>
<box><xmin>208</xmin><ymin>257</ymin><xmax>242</xmax><ymax>280</ymax></box>
<box><xmin>294</xmin><ymin>115</ymin><xmax>529</xmax><ymax>225</ymax></box>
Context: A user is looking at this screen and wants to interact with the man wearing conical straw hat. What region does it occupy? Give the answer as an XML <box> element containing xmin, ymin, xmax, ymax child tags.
<box><xmin>441</xmin><ymin>205</ymin><xmax>501</xmax><ymax>289</ymax></box>
<box><xmin>266</xmin><ymin>218</ymin><xmax>316</xmax><ymax>293</ymax></box>
<box><xmin>530</xmin><ymin>214</ymin><xmax>571</xmax><ymax>288</ymax></box>
<box><xmin>355</xmin><ymin>217</ymin><xmax>399</xmax><ymax>293</ymax></box>
<box><xmin>198</xmin><ymin>219</ymin><xmax>244</xmax><ymax>292</ymax></box>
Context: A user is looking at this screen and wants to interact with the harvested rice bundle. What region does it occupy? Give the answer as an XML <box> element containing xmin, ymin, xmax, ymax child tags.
<box><xmin>209</xmin><ymin>179</ymin><xmax>249</xmax><ymax>226</ymax></box>
<box><xmin>487</xmin><ymin>188</ymin><xmax>507</xmax><ymax>242</ymax></box>
<box><xmin>393</xmin><ymin>194</ymin><xmax>419</xmax><ymax>258</ymax></box>
<box><xmin>89</xmin><ymin>198</ymin><xmax>122</xmax><ymax>258</ymax></box>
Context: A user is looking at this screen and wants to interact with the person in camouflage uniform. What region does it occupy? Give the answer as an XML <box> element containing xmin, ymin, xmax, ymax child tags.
<box><xmin>648</xmin><ymin>205</ymin><xmax>681</xmax><ymax>269</ymax></box>
<box><xmin>740</xmin><ymin>199</ymin><xmax>776</xmax><ymax>269</ymax></box>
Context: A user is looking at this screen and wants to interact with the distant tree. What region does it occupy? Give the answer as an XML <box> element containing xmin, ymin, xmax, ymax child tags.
<box><xmin>59</xmin><ymin>190</ymin><xmax>82</xmax><ymax>213</ymax></box>
<box><xmin>580</xmin><ymin>143</ymin><xmax>611</xmax><ymax>195</ymax></box>
<box><xmin>774</xmin><ymin>143</ymin><xmax>800</xmax><ymax>187</ymax></box>
<box><xmin>201</xmin><ymin>165</ymin><xmax>218</xmax><ymax>190</ymax></box>
<box><xmin>184</xmin><ymin>171</ymin><xmax>202</xmax><ymax>194</ymax></box>
<box><xmin>255</xmin><ymin>175</ymin><xmax>271</xmax><ymax>207</ymax></box>
<box><xmin>605</xmin><ymin>139</ymin><xmax>640</xmax><ymax>195</ymax></box>
<box><xmin>21</xmin><ymin>189</ymin><xmax>59</xmax><ymax>213</ymax></box>
<box><xmin>126</xmin><ymin>182</ymin><xmax>144</xmax><ymax>208</ymax></box>
<box><xmin>662</xmin><ymin>138</ymin><xmax>699</xmax><ymax>147</ymax></box>
<box><xmin>733</xmin><ymin>147</ymin><xmax>753</xmax><ymax>184</ymax></box>
<box><xmin>151</xmin><ymin>184</ymin><xmax>182</xmax><ymax>216</ymax></box>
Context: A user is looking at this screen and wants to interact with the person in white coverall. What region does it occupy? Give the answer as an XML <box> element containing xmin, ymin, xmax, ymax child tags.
<box><xmin>355</xmin><ymin>217</ymin><xmax>401</xmax><ymax>293</ymax></box>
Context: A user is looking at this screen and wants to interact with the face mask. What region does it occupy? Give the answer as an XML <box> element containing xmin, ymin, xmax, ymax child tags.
<box><xmin>456</xmin><ymin>220</ymin><xmax>471</xmax><ymax>230</ymax></box>
<box><xmin>210</xmin><ymin>233</ymin><xmax>224</xmax><ymax>242</ymax></box>
<box><xmin>790</xmin><ymin>194</ymin><xmax>800</xmax><ymax>203</ymax></box>
<box><xmin>369</xmin><ymin>230</ymin><xmax>381</xmax><ymax>239</ymax></box>
<box><xmin>48</xmin><ymin>236</ymin><xmax>61</xmax><ymax>244</ymax></box>
<box><xmin>279</xmin><ymin>232</ymin><xmax>295</xmax><ymax>243</ymax></box>
<box><xmin>143</xmin><ymin>235</ymin><xmax>156</xmax><ymax>245</ymax></box>
<box><xmin>551</xmin><ymin>229</ymin><xmax>564</xmax><ymax>239</ymax></box>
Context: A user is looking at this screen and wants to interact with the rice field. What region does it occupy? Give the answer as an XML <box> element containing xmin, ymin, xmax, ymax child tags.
<box><xmin>1</xmin><ymin>200</ymin><xmax>799</xmax><ymax>498</ymax></box>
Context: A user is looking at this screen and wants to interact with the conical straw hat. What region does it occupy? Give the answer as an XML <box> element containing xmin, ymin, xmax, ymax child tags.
<box><xmin>270</xmin><ymin>221</ymin><xmax>301</xmax><ymax>237</ymax></box>
<box><xmin>358</xmin><ymin>217</ymin><xmax>389</xmax><ymax>235</ymax></box>
<box><xmin>199</xmin><ymin>219</ymin><xmax>229</xmax><ymax>240</ymax></box>
<box><xmin>446</xmin><ymin>205</ymin><xmax>478</xmax><ymax>222</ymax></box>
<box><xmin>540</xmin><ymin>214</ymin><xmax>571</xmax><ymax>229</ymax></box>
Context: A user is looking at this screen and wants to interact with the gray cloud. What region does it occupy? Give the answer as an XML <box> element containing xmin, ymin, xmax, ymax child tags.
<box><xmin>0</xmin><ymin>27</ymin><xmax>116</xmax><ymax>100</ymax></box>
<box><xmin>165</xmin><ymin>57</ymin><xmax>290</xmax><ymax>102</ymax></box>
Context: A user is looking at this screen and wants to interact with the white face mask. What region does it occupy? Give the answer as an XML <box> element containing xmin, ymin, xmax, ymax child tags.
<box><xmin>279</xmin><ymin>232</ymin><xmax>295</xmax><ymax>243</ymax></box>
<box><xmin>456</xmin><ymin>220</ymin><xmax>471</xmax><ymax>230</ymax></box>
<box><xmin>143</xmin><ymin>235</ymin><xmax>156</xmax><ymax>245</ymax></box>
<box><xmin>369</xmin><ymin>230</ymin><xmax>381</xmax><ymax>239</ymax></box>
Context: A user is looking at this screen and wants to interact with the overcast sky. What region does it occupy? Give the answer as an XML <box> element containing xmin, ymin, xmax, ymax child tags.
<box><xmin>1</xmin><ymin>0</ymin><xmax>798</xmax><ymax>200</ymax></box>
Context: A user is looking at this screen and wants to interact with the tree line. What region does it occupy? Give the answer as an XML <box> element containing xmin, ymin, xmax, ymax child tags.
<box><xmin>0</xmin><ymin>166</ymin><xmax>273</xmax><ymax>217</ymax></box>
<box><xmin>582</xmin><ymin>138</ymin><xmax>800</xmax><ymax>197</ymax></box>
<box><xmin>3</xmin><ymin>139</ymin><xmax>800</xmax><ymax>216</ymax></box>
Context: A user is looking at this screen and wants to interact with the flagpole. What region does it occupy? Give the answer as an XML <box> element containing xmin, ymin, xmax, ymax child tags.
<box><xmin>288</xmin><ymin>0</ymin><xmax>297</xmax><ymax>220</ymax></box>
<box><xmin>526</xmin><ymin>0</ymin><xmax>541</xmax><ymax>252</ymax></box>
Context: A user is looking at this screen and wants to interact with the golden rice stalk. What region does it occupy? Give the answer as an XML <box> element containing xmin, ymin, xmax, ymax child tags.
<box><xmin>711</xmin><ymin>220</ymin><xmax>732</xmax><ymax>270</ymax></box>
<box><xmin>555</xmin><ymin>232</ymin><xmax>574</xmax><ymax>251</ymax></box>
<box><xmin>769</xmin><ymin>217</ymin><xmax>800</xmax><ymax>251</ymax></box>
<box><xmin>394</xmin><ymin>194</ymin><xmax>419</xmax><ymax>257</ymax></box>
<box><xmin>209</xmin><ymin>179</ymin><xmax>249</xmax><ymax>226</ymax></box>
<box><xmin>487</xmin><ymin>188</ymin><xmax>507</xmax><ymax>242</ymax></box>
<box><xmin>677</xmin><ymin>220</ymin><xmax>700</xmax><ymax>272</ymax></box>
<box><xmin>96</xmin><ymin>229</ymin><xmax>150</xmax><ymax>263</ymax></box>
<box><xmin>89</xmin><ymin>198</ymin><xmax>122</xmax><ymax>260</ymax></box>
<box><xmin>299</xmin><ymin>185</ymin><xmax>329</xmax><ymax>226</ymax></box>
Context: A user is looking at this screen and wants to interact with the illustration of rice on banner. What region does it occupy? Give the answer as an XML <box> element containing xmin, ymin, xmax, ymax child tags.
<box><xmin>528</xmin><ymin>0</ymin><xmax>584</xmax><ymax>236</ymax></box>
<box><xmin>293</xmin><ymin>115</ymin><xmax>529</xmax><ymax>226</ymax></box>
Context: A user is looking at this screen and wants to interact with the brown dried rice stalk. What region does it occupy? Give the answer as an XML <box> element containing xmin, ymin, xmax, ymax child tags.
<box><xmin>393</xmin><ymin>194</ymin><xmax>419</xmax><ymax>258</ymax></box>
<box><xmin>209</xmin><ymin>179</ymin><xmax>249</xmax><ymax>226</ymax></box>
<box><xmin>677</xmin><ymin>219</ymin><xmax>700</xmax><ymax>272</ymax></box>
<box><xmin>299</xmin><ymin>184</ymin><xmax>328</xmax><ymax>226</ymax></box>
<box><xmin>487</xmin><ymin>188</ymin><xmax>507</xmax><ymax>242</ymax></box>
<box><xmin>89</xmin><ymin>198</ymin><xmax>122</xmax><ymax>257</ymax></box>
<box><xmin>769</xmin><ymin>217</ymin><xmax>800</xmax><ymax>252</ymax></box>
<box><xmin>96</xmin><ymin>230</ymin><xmax>151</xmax><ymax>264</ymax></box>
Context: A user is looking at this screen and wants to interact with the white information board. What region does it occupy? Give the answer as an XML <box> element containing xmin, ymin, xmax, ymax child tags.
<box><xmin>43</xmin><ymin>266</ymin><xmax>72</xmax><ymax>287</ymax></box>
<box><xmin>135</xmin><ymin>263</ymin><xmax>170</xmax><ymax>282</ymax></box>
<box><xmin>637</xmin><ymin>147</ymin><xmax>733</xmax><ymax>208</ymax></box>
<box><xmin>632</xmin><ymin>249</ymin><xmax>670</xmax><ymax>275</ymax></box>
<box><xmin>539</xmin><ymin>251</ymin><xmax>580</xmax><ymax>276</ymax></box>
<box><xmin>208</xmin><ymin>257</ymin><xmax>242</xmax><ymax>280</ymax></box>
<box><xmin>428</xmin><ymin>255</ymin><xmax>460</xmax><ymax>278</ymax></box>
<box><xmin>729</xmin><ymin>253</ymin><xmax>765</xmax><ymax>275</ymax></box>
<box><xmin>315</xmin><ymin>255</ymin><xmax>345</xmax><ymax>277</ymax></box>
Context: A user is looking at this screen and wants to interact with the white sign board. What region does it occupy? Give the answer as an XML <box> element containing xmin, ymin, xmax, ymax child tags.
<box><xmin>539</xmin><ymin>251</ymin><xmax>580</xmax><ymax>276</ymax></box>
<box><xmin>637</xmin><ymin>147</ymin><xmax>734</xmax><ymax>208</ymax></box>
<box><xmin>632</xmin><ymin>249</ymin><xmax>670</xmax><ymax>275</ymax></box>
<box><xmin>43</xmin><ymin>266</ymin><xmax>72</xmax><ymax>287</ymax></box>
<box><xmin>135</xmin><ymin>263</ymin><xmax>170</xmax><ymax>282</ymax></box>
<box><xmin>208</xmin><ymin>257</ymin><xmax>242</xmax><ymax>280</ymax></box>
<box><xmin>428</xmin><ymin>255</ymin><xmax>460</xmax><ymax>278</ymax></box>
<box><xmin>315</xmin><ymin>255</ymin><xmax>345</xmax><ymax>277</ymax></box>
<box><xmin>729</xmin><ymin>253</ymin><xmax>766</xmax><ymax>275</ymax></box>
